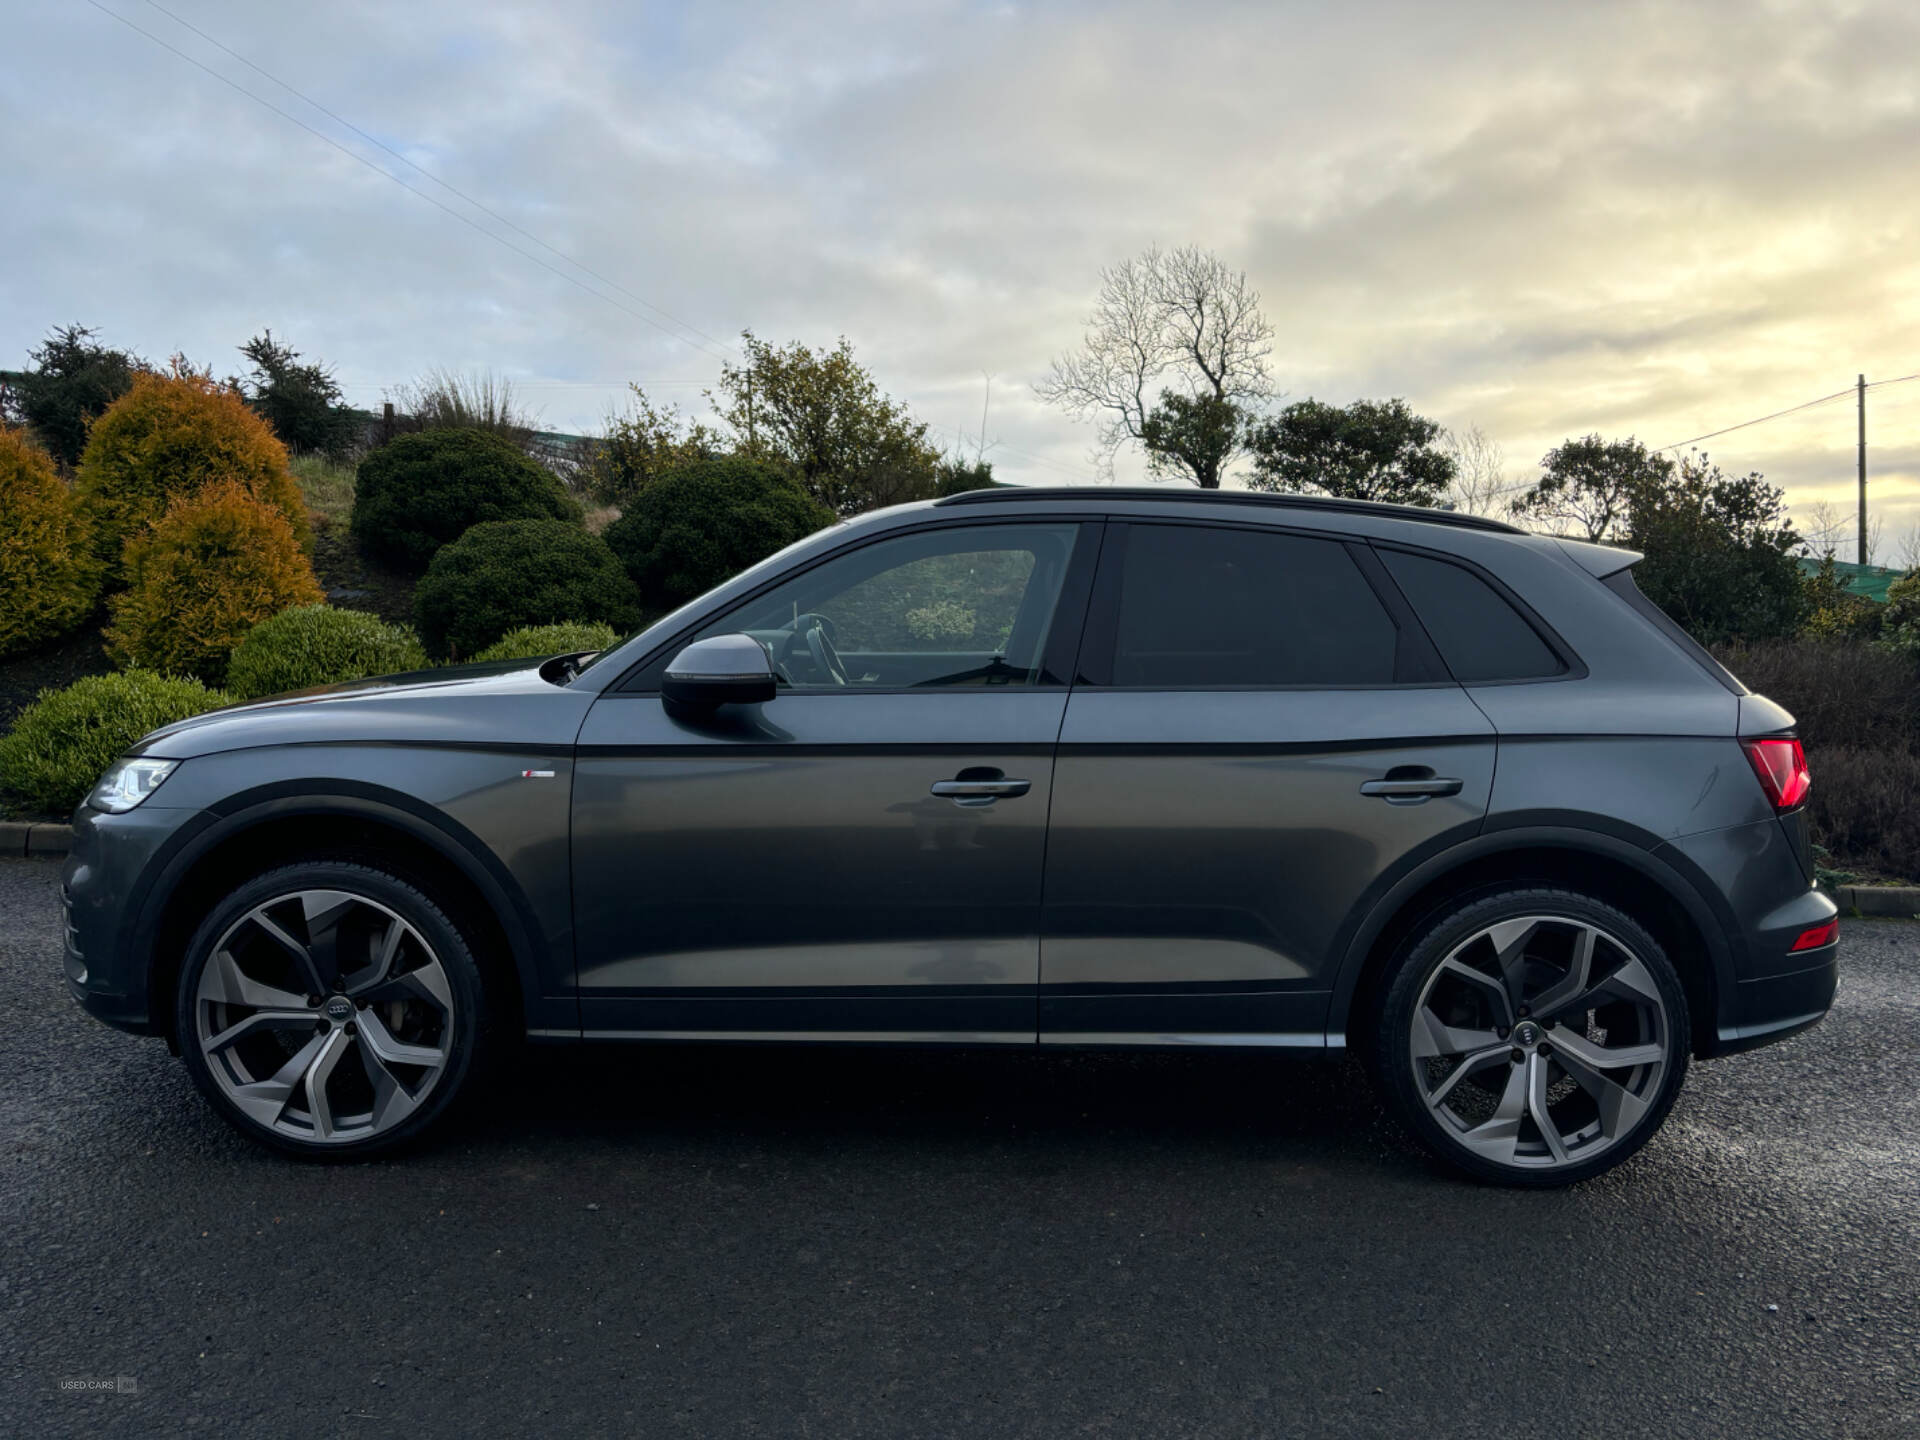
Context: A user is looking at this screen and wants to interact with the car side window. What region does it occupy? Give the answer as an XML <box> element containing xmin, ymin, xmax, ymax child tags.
<box><xmin>678</xmin><ymin>523</ymin><xmax>1080</xmax><ymax>690</ymax></box>
<box><xmin>1101</xmin><ymin>522</ymin><xmax>1403</xmax><ymax>687</ymax></box>
<box><xmin>1377</xmin><ymin>548</ymin><xmax>1566</xmax><ymax>683</ymax></box>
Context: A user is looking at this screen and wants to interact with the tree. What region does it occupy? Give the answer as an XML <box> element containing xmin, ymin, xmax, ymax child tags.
<box><xmin>1510</xmin><ymin>435</ymin><xmax>1671</xmax><ymax>541</ymax></box>
<box><xmin>238</xmin><ymin>330</ymin><xmax>356</xmax><ymax>457</ymax></box>
<box><xmin>1037</xmin><ymin>245</ymin><xmax>1272</xmax><ymax>486</ymax></box>
<box><xmin>582</xmin><ymin>386</ymin><xmax>723</xmax><ymax>507</ymax></box>
<box><xmin>932</xmin><ymin>453</ymin><xmax>998</xmax><ymax>496</ymax></box>
<box><xmin>1139</xmin><ymin>391</ymin><xmax>1244</xmax><ymax>489</ymax></box>
<box><xmin>712</xmin><ymin>332</ymin><xmax>940</xmax><ymax>514</ymax></box>
<box><xmin>1628</xmin><ymin>451</ymin><xmax>1805</xmax><ymax>645</ymax></box>
<box><xmin>1244</xmin><ymin>397</ymin><xmax>1454</xmax><ymax>505</ymax></box>
<box><xmin>0</xmin><ymin>324</ymin><xmax>147</xmax><ymax>468</ymax></box>
<box><xmin>1441</xmin><ymin>424</ymin><xmax>1517</xmax><ymax>518</ymax></box>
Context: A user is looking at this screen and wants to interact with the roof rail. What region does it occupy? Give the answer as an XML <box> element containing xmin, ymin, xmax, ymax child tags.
<box><xmin>932</xmin><ymin>485</ymin><xmax>1523</xmax><ymax>534</ymax></box>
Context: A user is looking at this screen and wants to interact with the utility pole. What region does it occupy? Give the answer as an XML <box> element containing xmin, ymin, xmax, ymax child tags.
<box><xmin>1857</xmin><ymin>373</ymin><xmax>1867</xmax><ymax>566</ymax></box>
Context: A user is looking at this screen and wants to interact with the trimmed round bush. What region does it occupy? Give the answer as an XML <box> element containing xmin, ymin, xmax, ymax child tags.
<box><xmin>413</xmin><ymin>519</ymin><xmax>640</xmax><ymax>660</ymax></box>
<box><xmin>105</xmin><ymin>479</ymin><xmax>326</xmax><ymax>684</ymax></box>
<box><xmin>0</xmin><ymin>426</ymin><xmax>101</xmax><ymax>658</ymax></box>
<box><xmin>471</xmin><ymin>621</ymin><xmax>620</xmax><ymax>664</ymax></box>
<box><xmin>0</xmin><ymin>670</ymin><xmax>230</xmax><ymax>816</ymax></box>
<box><xmin>75</xmin><ymin>370</ymin><xmax>310</xmax><ymax>574</ymax></box>
<box><xmin>351</xmin><ymin>428</ymin><xmax>581</xmax><ymax>571</ymax></box>
<box><xmin>604</xmin><ymin>456</ymin><xmax>833</xmax><ymax>610</ymax></box>
<box><xmin>227</xmin><ymin>604</ymin><xmax>429</xmax><ymax>700</ymax></box>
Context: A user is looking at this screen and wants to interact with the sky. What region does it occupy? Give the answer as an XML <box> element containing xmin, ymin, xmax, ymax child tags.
<box><xmin>5</xmin><ymin>0</ymin><xmax>1919</xmax><ymax>556</ymax></box>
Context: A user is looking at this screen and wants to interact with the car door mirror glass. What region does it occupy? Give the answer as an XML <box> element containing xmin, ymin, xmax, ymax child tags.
<box><xmin>661</xmin><ymin>634</ymin><xmax>777</xmax><ymax>713</ymax></box>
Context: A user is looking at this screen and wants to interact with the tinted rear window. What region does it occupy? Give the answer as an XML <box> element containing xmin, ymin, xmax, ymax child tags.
<box><xmin>1108</xmin><ymin>524</ymin><xmax>1400</xmax><ymax>686</ymax></box>
<box><xmin>1378</xmin><ymin>548</ymin><xmax>1564</xmax><ymax>683</ymax></box>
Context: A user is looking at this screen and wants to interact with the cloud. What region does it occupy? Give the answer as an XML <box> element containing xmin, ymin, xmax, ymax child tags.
<box><xmin>4</xmin><ymin>0</ymin><xmax>1917</xmax><ymax>539</ymax></box>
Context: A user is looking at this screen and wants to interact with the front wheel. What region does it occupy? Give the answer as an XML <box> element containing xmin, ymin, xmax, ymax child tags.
<box><xmin>1372</xmin><ymin>888</ymin><xmax>1690</xmax><ymax>1186</ymax></box>
<box><xmin>176</xmin><ymin>860</ymin><xmax>491</xmax><ymax>1159</ymax></box>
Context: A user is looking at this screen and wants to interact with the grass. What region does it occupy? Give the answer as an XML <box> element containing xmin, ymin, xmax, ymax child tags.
<box><xmin>289</xmin><ymin>453</ymin><xmax>356</xmax><ymax>533</ymax></box>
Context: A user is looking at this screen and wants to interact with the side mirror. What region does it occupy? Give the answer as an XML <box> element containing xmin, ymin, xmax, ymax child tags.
<box><xmin>661</xmin><ymin>634</ymin><xmax>777</xmax><ymax>713</ymax></box>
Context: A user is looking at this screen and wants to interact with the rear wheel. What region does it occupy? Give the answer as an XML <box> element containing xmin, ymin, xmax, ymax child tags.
<box><xmin>1372</xmin><ymin>887</ymin><xmax>1690</xmax><ymax>1186</ymax></box>
<box><xmin>175</xmin><ymin>860</ymin><xmax>490</xmax><ymax>1159</ymax></box>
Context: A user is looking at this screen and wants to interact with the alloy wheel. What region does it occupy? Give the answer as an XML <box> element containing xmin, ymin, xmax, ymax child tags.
<box><xmin>1408</xmin><ymin>915</ymin><xmax>1673</xmax><ymax>1172</ymax></box>
<box><xmin>193</xmin><ymin>889</ymin><xmax>455</xmax><ymax>1145</ymax></box>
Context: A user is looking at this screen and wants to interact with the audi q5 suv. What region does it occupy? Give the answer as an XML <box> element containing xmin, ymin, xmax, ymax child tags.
<box><xmin>61</xmin><ymin>487</ymin><xmax>1838</xmax><ymax>1184</ymax></box>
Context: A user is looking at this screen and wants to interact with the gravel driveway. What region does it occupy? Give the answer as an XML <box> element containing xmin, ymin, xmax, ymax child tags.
<box><xmin>3</xmin><ymin>856</ymin><xmax>1916</xmax><ymax>1437</ymax></box>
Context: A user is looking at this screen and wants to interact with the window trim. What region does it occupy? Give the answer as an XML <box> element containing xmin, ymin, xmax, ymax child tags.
<box><xmin>607</xmin><ymin>515</ymin><xmax>1104</xmax><ymax>696</ymax></box>
<box><xmin>1367</xmin><ymin>539</ymin><xmax>1587</xmax><ymax>687</ymax></box>
<box><xmin>1074</xmin><ymin>518</ymin><xmax>1452</xmax><ymax>693</ymax></box>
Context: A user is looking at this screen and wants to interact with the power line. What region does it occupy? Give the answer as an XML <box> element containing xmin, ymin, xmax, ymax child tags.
<box><xmin>137</xmin><ymin>0</ymin><xmax>742</xmax><ymax>362</ymax></box>
<box><xmin>83</xmin><ymin>0</ymin><xmax>739</xmax><ymax>365</ymax></box>
<box><xmin>1656</xmin><ymin>387</ymin><xmax>1855</xmax><ymax>453</ymax></box>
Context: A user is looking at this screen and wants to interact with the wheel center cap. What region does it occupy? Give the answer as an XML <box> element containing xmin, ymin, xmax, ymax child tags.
<box><xmin>1513</xmin><ymin>1021</ymin><xmax>1543</xmax><ymax>1048</ymax></box>
<box><xmin>324</xmin><ymin>996</ymin><xmax>354</xmax><ymax>1023</ymax></box>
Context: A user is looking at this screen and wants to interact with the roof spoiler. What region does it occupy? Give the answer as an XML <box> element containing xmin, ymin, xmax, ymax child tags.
<box><xmin>1555</xmin><ymin>537</ymin><xmax>1643</xmax><ymax>579</ymax></box>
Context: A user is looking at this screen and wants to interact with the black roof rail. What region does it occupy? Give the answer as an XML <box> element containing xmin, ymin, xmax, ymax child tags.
<box><xmin>932</xmin><ymin>485</ymin><xmax>1524</xmax><ymax>534</ymax></box>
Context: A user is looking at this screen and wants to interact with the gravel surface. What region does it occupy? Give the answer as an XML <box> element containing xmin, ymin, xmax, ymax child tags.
<box><xmin>3</xmin><ymin>856</ymin><xmax>1917</xmax><ymax>1437</ymax></box>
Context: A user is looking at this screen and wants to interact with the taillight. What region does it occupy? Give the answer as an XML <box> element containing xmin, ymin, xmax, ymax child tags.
<box><xmin>1790</xmin><ymin>918</ymin><xmax>1839</xmax><ymax>952</ymax></box>
<box><xmin>1742</xmin><ymin>737</ymin><xmax>1811</xmax><ymax>810</ymax></box>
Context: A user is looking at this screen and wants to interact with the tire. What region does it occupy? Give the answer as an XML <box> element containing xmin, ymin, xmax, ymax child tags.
<box><xmin>1371</xmin><ymin>886</ymin><xmax>1690</xmax><ymax>1187</ymax></box>
<box><xmin>175</xmin><ymin>860</ymin><xmax>492</xmax><ymax>1159</ymax></box>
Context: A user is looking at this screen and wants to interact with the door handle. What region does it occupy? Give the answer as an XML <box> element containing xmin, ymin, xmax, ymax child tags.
<box><xmin>930</xmin><ymin>774</ymin><xmax>1031</xmax><ymax>806</ymax></box>
<box><xmin>1359</xmin><ymin>776</ymin><xmax>1463</xmax><ymax>804</ymax></box>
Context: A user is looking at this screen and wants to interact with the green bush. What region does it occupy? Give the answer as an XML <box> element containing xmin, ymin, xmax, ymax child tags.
<box><xmin>603</xmin><ymin>456</ymin><xmax>833</xmax><ymax>610</ymax></box>
<box><xmin>226</xmin><ymin>604</ymin><xmax>429</xmax><ymax>700</ymax></box>
<box><xmin>1</xmin><ymin>425</ymin><xmax>101</xmax><ymax>658</ymax></box>
<box><xmin>471</xmin><ymin>621</ymin><xmax>620</xmax><ymax>664</ymax></box>
<box><xmin>104</xmin><ymin>478</ymin><xmax>326</xmax><ymax>684</ymax></box>
<box><xmin>413</xmin><ymin>519</ymin><xmax>639</xmax><ymax>660</ymax></box>
<box><xmin>74</xmin><ymin>369</ymin><xmax>310</xmax><ymax>576</ymax></box>
<box><xmin>351</xmin><ymin>428</ymin><xmax>580</xmax><ymax>571</ymax></box>
<box><xmin>0</xmin><ymin>671</ymin><xmax>230</xmax><ymax>816</ymax></box>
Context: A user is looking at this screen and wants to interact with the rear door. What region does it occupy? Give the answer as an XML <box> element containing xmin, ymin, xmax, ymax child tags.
<box><xmin>1038</xmin><ymin>519</ymin><xmax>1497</xmax><ymax>1046</ymax></box>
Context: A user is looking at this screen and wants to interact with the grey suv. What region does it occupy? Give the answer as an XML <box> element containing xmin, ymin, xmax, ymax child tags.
<box><xmin>61</xmin><ymin>488</ymin><xmax>1838</xmax><ymax>1184</ymax></box>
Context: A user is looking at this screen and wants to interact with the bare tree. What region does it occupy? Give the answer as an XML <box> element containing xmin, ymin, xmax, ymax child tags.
<box><xmin>1895</xmin><ymin>522</ymin><xmax>1920</xmax><ymax>574</ymax></box>
<box><xmin>1794</xmin><ymin>498</ymin><xmax>1849</xmax><ymax>558</ymax></box>
<box><xmin>1037</xmin><ymin>245</ymin><xmax>1273</xmax><ymax>486</ymax></box>
<box><xmin>1441</xmin><ymin>424</ymin><xmax>1518</xmax><ymax>518</ymax></box>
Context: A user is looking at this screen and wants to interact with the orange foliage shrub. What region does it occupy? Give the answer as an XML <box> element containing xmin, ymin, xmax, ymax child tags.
<box><xmin>105</xmin><ymin>479</ymin><xmax>325</xmax><ymax>683</ymax></box>
<box><xmin>0</xmin><ymin>426</ymin><xmax>101</xmax><ymax>657</ymax></box>
<box><xmin>76</xmin><ymin>370</ymin><xmax>311</xmax><ymax>573</ymax></box>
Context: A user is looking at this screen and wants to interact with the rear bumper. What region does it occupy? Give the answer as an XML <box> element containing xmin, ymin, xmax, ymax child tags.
<box><xmin>1713</xmin><ymin>949</ymin><xmax>1838</xmax><ymax>1055</ymax></box>
<box><xmin>1659</xmin><ymin>815</ymin><xmax>1840</xmax><ymax>1058</ymax></box>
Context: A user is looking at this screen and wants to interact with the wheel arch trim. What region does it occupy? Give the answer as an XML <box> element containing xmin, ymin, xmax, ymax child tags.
<box><xmin>129</xmin><ymin>781</ymin><xmax>562</xmax><ymax>1039</ymax></box>
<box><xmin>1325</xmin><ymin>823</ymin><xmax>1737</xmax><ymax>1045</ymax></box>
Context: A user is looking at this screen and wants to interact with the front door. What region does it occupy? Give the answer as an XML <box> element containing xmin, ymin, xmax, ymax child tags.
<box><xmin>572</xmin><ymin>519</ymin><xmax>1096</xmax><ymax>1041</ymax></box>
<box><xmin>1039</xmin><ymin>519</ymin><xmax>1496</xmax><ymax>1046</ymax></box>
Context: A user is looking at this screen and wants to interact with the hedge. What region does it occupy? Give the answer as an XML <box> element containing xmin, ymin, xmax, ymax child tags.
<box><xmin>603</xmin><ymin>456</ymin><xmax>833</xmax><ymax>610</ymax></box>
<box><xmin>0</xmin><ymin>671</ymin><xmax>230</xmax><ymax>816</ymax></box>
<box><xmin>350</xmin><ymin>428</ymin><xmax>581</xmax><ymax>571</ymax></box>
<box><xmin>226</xmin><ymin>604</ymin><xmax>429</xmax><ymax>700</ymax></box>
<box><xmin>412</xmin><ymin>519</ymin><xmax>640</xmax><ymax>660</ymax></box>
<box><xmin>471</xmin><ymin>621</ymin><xmax>620</xmax><ymax>664</ymax></box>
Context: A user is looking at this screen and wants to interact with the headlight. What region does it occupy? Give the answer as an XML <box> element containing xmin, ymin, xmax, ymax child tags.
<box><xmin>87</xmin><ymin>757</ymin><xmax>178</xmax><ymax>813</ymax></box>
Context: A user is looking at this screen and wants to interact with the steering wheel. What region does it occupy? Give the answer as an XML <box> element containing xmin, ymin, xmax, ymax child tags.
<box><xmin>795</xmin><ymin>613</ymin><xmax>849</xmax><ymax>687</ymax></box>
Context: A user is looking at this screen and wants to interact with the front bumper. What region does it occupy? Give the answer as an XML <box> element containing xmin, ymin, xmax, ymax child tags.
<box><xmin>61</xmin><ymin>801</ymin><xmax>210</xmax><ymax>1037</ymax></box>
